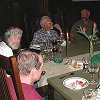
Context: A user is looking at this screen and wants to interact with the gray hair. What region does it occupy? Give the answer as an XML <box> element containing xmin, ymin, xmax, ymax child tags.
<box><xmin>39</xmin><ymin>16</ymin><xmax>52</xmax><ymax>27</ymax></box>
<box><xmin>17</xmin><ymin>49</ymin><xmax>41</xmax><ymax>75</ymax></box>
<box><xmin>4</xmin><ymin>27</ymin><xmax>23</xmax><ymax>40</ymax></box>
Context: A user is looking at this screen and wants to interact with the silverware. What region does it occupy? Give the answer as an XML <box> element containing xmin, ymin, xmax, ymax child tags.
<box><xmin>64</xmin><ymin>58</ymin><xmax>71</xmax><ymax>65</ymax></box>
<box><xmin>95</xmin><ymin>85</ymin><xmax>100</xmax><ymax>90</ymax></box>
<box><xmin>64</xmin><ymin>61</ymin><xmax>69</xmax><ymax>65</ymax></box>
<box><xmin>59</xmin><ymin>72</ymin><xmax>74</xmax><ymax>79</ymax></box>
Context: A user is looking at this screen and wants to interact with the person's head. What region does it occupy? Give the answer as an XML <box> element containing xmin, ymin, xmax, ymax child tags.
<box><xmin>81</xmin><ymin>9</ymin><xmax>90</xmax><ymax>20</ymax></box>
<box><xmin>40</xmin><ymin>16</ymin><xmax>53</xmax><ymax>31</ymax></box>
<box><xmin>4</xmin><ymin>27</ymin><xmax>23</xmax><ymax>50</ymax></box>
<box><xmin>17</xmin><ymin>49</ymin><xmax>43</xmax><ymax>83</ymax></box>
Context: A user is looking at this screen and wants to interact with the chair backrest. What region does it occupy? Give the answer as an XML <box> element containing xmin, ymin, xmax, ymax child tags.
<box><xmin>0</xmin><ymin>54</ymin><xmax>25</xmax><ymax>100</ymax></box>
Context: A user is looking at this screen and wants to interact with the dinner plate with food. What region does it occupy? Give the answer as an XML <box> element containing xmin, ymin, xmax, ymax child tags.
<box><xmin>63</xmin><ymin>77</ymin><xmax>89</xmax><ymax>90</ymax></box>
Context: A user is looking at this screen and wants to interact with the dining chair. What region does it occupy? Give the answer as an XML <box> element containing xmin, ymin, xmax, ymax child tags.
<box><xmin>0</xmin><ymin>54</ymin><xmax>25</xmax><ymax>100</ymax></box>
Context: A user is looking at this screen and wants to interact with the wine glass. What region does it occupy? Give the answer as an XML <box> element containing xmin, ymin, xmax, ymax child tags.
<box><xmin>88</xmin><ymin>63</ymin><xmax>99</xmax><ymax>84</ymax></box>
<box><xmin>57</xmin><ymin>36</ymin><xmax>64</xmax><ymax>46</ymax></box>
<box><xmin>92</xmin><ymin>35</ymin><xmax>100</xmax><ymax>44</ymax></box>
<box><xmin>52</xmin><ymin>40</ymin><xmax>58</xmax><ymax>55</ymax></box>
<box><xmin>43</xmin><ymin>41</ymin><xmax>53</xmax><ymax>62</ymax></box>
<box><xmin>82</xmin><ymin>57</ymin><xmax>89</xmax><ymax>73</ymax></box>
<box><xmin>83</xmin><ymin>89</ymin><xmax>97</xmax><ymax>100</ymax></box>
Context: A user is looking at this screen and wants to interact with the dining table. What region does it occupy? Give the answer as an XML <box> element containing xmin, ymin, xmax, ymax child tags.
<box><xmin>37</xmin><ymin>39</ymin><xmax>100</xmax><ymax>99</ymax></box>
<box><xmin>38</xmin><ymin>51</ymin><xmax>100</xmax><ymax>87</ymax></box>
<box><xmin>47</xmin><ymin>69</ymin><xmax>99</xmax><ymax>100</ymax></box>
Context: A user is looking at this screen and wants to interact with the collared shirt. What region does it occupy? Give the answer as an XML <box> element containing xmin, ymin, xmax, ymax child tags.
<box><xmin>0</xmin><ymin>41</ymin><xmax>13</xmax><ymax>57</ymax></box>
<box><xmin>30</xmin><ymin>28</ymin><xmax>60</xmax><ymax>46</ymax></box>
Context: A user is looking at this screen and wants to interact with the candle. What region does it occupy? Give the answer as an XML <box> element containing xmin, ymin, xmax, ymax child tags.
<box><xmin>66</xmin><ymin>33</ymin><xmax>69</xmax><ymax>58</ymax></box>
<box><xmin>65</xmin><ymin>32</ymin><xmax>71</xmax><ymax>64</ymax></box>
<box><xmin>67</xmin><ymin>32</ymin><xmax>69</xmax><ymax>39</ymax></box>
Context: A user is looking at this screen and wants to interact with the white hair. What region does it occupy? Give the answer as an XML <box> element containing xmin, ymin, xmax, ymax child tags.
<box><xmin>39</xmin><ymin>16</ymin><xmax>51</xmax><ymax>27</ymax></box>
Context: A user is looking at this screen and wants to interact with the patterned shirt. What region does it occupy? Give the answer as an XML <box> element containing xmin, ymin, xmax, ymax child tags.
<box><xmin>30</xmin><ymin>28</ymin><xmax>60</xmax><ymax>46</ymax></box>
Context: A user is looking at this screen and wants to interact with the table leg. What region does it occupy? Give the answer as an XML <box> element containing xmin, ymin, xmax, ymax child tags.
<box><xmin>48</xmin><ymin>85</ymin><xmax>54</xmax><ymax>100</ymax></box>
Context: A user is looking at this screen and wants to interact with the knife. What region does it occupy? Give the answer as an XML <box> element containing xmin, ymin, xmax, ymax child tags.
<box><xmin>59</xmin><ymin>72</ymin><xmax>74</xmax><ymax>79</ymax></box>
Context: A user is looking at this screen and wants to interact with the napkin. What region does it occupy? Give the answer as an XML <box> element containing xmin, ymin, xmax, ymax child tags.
<box><xmin>91</xmin><ymin>54</ymin><xmax>100</xmax><ymax>65</ymax></box>
<box><xmin>61</xmin><ymin>40</ymin><xmax>66</xmax><ymax>46</ymax></box>
<box><xmin>61</xmin><ymin>40</ymin><xmax>71</xmax><ymax>46</ymax></box>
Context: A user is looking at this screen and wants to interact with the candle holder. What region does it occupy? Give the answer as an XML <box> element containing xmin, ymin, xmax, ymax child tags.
<box><xmin>65</xmin><ymin>33</ymin><xmax>71</xmax><ymax>65</ymax></box>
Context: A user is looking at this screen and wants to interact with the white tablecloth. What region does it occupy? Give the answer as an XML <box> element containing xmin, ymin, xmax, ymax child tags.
<box><xmin>38</xmin><ymin>51</ymin><xmax>100</xmax><ymax>87</ymax></box>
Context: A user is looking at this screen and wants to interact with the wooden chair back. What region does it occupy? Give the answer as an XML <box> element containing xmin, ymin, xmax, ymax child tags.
<box><xmin>0</xmin><ymin>54</ymin><xmax>25</xmax><ymax>100</ymax></box>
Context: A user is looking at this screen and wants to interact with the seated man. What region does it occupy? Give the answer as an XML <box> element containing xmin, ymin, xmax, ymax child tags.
<box><xmin>71</xmin><ymin>9</ymin><xmax>99</xmax><ymax>42</ymax></box>
<box><xmin>7</xmin><ymin>49</ymin><xmax>43</xmax><ymax>100</ymax></box>
<box><xmin>0</xmin><ymin>27</ymin><xmax>23</xmax><ymax>57</ymax></box>
<box><xmin>30</xmin><ymin>16</ymin><xmax>63</xmax><ymax>48</ymax></box>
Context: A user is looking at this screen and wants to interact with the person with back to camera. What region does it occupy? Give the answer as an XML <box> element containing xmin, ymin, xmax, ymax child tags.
<box><xmin>70</xmin><ymin>9</ymin><xmax>99</xmax><ymax>42</ymax></box>
<box><xmin>7</xmin><ymin>49</ymin><xmax>43</xmax><ymax>100</ymax></box>
<box><xmin>0</xmin><ymin>27</ymin><xmax>23</xmax><ymax>57</ymax></box>
<box><xmin>30</xmin><ymin>16</ymin><xmax>64</xmax><ymax>48</ymax></box>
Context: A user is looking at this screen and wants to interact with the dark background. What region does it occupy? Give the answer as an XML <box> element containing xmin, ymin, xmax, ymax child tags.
<box><xmin>0</xmin><ymin>0</ymin><xmax>100</xmax><ymax>48</ymax></box>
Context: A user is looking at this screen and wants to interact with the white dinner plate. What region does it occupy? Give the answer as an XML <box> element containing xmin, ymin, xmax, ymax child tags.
<box><xmin>63</xmin><ymin>77</ymin><xmax>89</xmax><ymax>90</ymax></box>
<box><xmin>69</xmin><ymin>61</ymin><xmax>83</xmax><ymax>70</ymax></box>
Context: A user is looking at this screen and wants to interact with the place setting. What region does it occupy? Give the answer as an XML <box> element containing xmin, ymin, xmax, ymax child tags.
<box><xmin>62</xmin><ymin>59</ymin><xmax>100</xmax><ymax>100</ymax></box>
<box><xmin>68</xmin><ymin>59</ymin><xmax>83</xmax><ymax>70</ymax></box>
<box><xmin>63</xmin><ymin>77</ymin><xmax>89</xmax><ymax>90</ymax></box>
<box><xmin>65</xmin><ymin>56</ymin><xmax>88</xmax><ymax>71</ymax></box>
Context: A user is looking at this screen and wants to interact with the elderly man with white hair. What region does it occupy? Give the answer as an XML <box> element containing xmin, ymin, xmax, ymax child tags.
<box><xmin>30</xmin><ymin>16</ymin><xmax>63</xmax><ymax>47</ymax></box>
<box><xmin>0</xmin><ymin>26</ymin><xmax>23</xmax><ymax>57</ymax></box>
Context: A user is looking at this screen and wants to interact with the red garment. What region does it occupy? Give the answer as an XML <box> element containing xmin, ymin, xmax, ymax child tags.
<box><xmin>7</xmin><ymin>77</ymin><xmax>43</xmax><ymax>100</ymax></box>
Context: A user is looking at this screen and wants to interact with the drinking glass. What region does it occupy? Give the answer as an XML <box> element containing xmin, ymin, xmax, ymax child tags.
<box><xmin>43</xmin><ymin>41</ymin><xmax>53</xmax><ymax>62</ymax></box>
<box><xmin>92</xmin><ymin>35</ymin><xmax>100</xmax><ymax>44</ymax></box>
<box><xmin>57</xmin><ymin>37</ymin><xmax>64</xmax><ymax>53</ymax></box>
<box><xmin>82</xmin><ymin>57</ymin><xmax>89</xmax><ymax>73</ymax></box>
<box><xmin>88</xmin><ymin>63</ymin><xmax>99</xmax><ymax>84</ymax></box>
<box><xmin>65</xmin><ymin>56</ymin><xmax>71</xmax><ymax>65</ymax></box>
<box><xmin>57</xmin><ymin>37</ymin><xmax>64</xmax><ymax>46</ymax></box>
<box><xmin>83</xmin><ymin>89</ymin><xmax>96</xmax><ymax>100</ymax></box>
<box><xmin>52</xmin><ymin>40</ymin><xmax>58</xmax><ymax>57</ymax></box>
<box><xmin>54</xmin><ymin>50</ymin><xmax>63</xmax><ymax>64</ymax></box>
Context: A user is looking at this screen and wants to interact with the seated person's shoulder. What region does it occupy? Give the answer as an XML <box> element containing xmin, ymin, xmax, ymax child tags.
<box><xmin>0</xmin><ymin>41</ymin><xmax>7</xmax><ymax>47</ymax></box>
<box><xmin>73</xmin><ymin>20</ymin><xmax>81</xmax><ymax>24</ymax></box>
<box><xmin>34</xmin><ymin>28</ymin><xmax>45</xmax><ymax>34</ymax></box>
<box><xmin>90</xmin><ymin>20</ymin><xmax>95</xmax><ymax>24</ymax></box>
